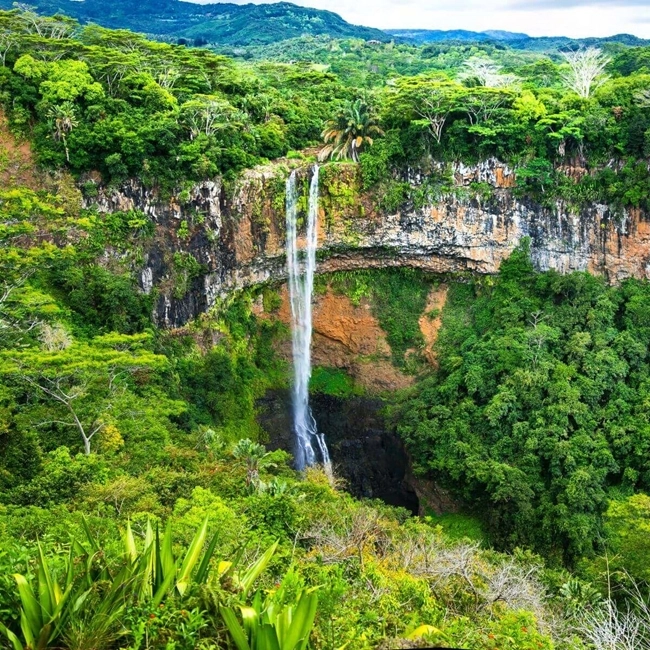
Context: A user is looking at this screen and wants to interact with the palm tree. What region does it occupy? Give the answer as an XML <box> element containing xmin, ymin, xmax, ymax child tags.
<box><xmin>47</xmin><ymin>101</ymin><xmax>78</xmax><ymax>163</ymax></box>
<box><xmin>232</xmin><ymin>438</ymin><xmax>276</xmax><ymax>489</ymax></box>
<box><xmin>319</xmin><ymin>99</ymin><xmax>384</xmax><ymax>163</ymax></box>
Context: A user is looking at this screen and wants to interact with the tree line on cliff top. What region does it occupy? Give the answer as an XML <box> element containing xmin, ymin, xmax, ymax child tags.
<box><xmin>0</xmin><ymin>6</ymin><xmax>647</xmax><ymax>198</ymax></box>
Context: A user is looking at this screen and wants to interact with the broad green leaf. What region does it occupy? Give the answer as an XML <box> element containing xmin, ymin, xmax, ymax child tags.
<box><xmin>36</xmin><ymin>544</ymin><xmax>55</xmax><ymax>620</ymax></box>
<box><xmin>152</xmin><ymin>563</ymin><xmax>177</xmax><ymax>607</ymax></box>
<box><xmin>195</xmin><ymin>528</ymin><xmax>220</xmax><ymax>584</ymax></box>
<box><xmin>0</xmin><ymin>621</ymin><xmax>24</xmax><ymax>650</ymax></box>
<box><xmin>160</xmin><ymin>520</ymin><xmax>175</xmax><ymax>580</ymax></box>
<box><xmin>176</xmin><ymin>516</ymin><xmax>208</xmax><ymax>596</ymax></box>
<box><xmin>258</xmin><ymin>624</ymin><xmax>281</xmax><ymax>650</ymax></box>
<box><xmin>239</xmin><ymin>541</ymin><xmax>278</xmax><ymax>597</ymax></box>
<box><xmin>154</xmin><ymin>523</ymin><xmax>164</xmax><ymax>592</ymax></box>
<box><xmin>124</xmin><ymin>521</ymin><xmax>137</xmax><ymax>563</ymax></box>
<box><xmin>14</xmin><ymin>575</ymin><xmax>41</xmax><ymax>645</ymax></box>
<box><xmin>292</xmin><ymin>592</ymin><xmax>319</xmax><ymax>650</ymax></box>
<box><xmin>81</xmin><ymin>516</ymin><xmax>100</xmax><ymax>553</ymax></box>
<box><xmin>240</xmin><ymin>605</ymin><xmax>258</xmax><ymax>637</ymax></box>
<box><xmin>220</xmin><ymin>606</ymin><xmax>251</xmax><ymax>650</ymax></box>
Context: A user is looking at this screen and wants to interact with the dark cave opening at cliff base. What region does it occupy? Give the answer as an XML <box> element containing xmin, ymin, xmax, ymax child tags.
<box><xmin>258</xmin><ymin>390</ymin><xmax>420</xmax><ymax>514</ymax></box>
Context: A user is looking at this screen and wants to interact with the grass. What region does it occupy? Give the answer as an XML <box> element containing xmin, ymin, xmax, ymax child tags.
<box><xmin>310</xmin><ymin>366</ymin><xmax>362</xmax><ymax>398</ymax></box>
<box><xmin>425</xmin><ymin>511</ymin><xmax>488</xmax><ymax>545</ymax></box>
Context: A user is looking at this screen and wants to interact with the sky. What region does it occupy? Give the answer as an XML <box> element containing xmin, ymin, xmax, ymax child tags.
<box><xmin>186</xmin><ymin>0</ymin><xmax>650</xmax><ymax>38</ymax></box>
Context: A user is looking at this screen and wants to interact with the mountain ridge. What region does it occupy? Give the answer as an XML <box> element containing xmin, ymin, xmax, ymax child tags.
<box><xmin>0</xmin><ymin>0</ymin><xmax>390</xmax><ymax>45</ymax></box>
<box><xmin>386</xmin><ymin>27</ymin><xmax>650</xmax><ymax>47</ymax></box>
<box><xmin>1</xmin><ymin>0</ymin><xmax>648</xmax><ymax>48</ymax></box>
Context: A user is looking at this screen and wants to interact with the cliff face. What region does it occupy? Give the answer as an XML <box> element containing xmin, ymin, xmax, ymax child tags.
<box><xmin>85</xmin><ymin>159</ymin><xmax>650</xmax><ymax>328</ymax></box>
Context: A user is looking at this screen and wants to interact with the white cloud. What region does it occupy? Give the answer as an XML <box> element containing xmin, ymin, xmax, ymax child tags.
<box><xmin>185</xmin><ymin>0</ymin><xmax>650</xmax><ymax>38</ymax></box>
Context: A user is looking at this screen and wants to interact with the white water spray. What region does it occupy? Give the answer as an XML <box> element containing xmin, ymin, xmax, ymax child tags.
<box><xmin>286</xmin><ymin>166</ymin><xmax>331</xmax><ymax>472</ymax></box>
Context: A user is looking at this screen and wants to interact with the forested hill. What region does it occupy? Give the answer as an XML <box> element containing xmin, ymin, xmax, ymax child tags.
<box><xmin>0</xmin><ymin>0</ymin><xmax>389</xmax><ymax>45</ymax></box>
<box><xmin>388</xmin><ymin>28</ymin><xmax>650</xmax><ymax>50</ymax></box>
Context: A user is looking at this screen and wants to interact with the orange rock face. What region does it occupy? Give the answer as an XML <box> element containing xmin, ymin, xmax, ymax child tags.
<box><xmin>419</xmin><ymin>285</ymin><xmax>449</xmax><ymax>367</ymax></box>
<box><xmin>270</xmin><ymin>286</ymin><xmax>413</xmax><ymax>392</ymax></box>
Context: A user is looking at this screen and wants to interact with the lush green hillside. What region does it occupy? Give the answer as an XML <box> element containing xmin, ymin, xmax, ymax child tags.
<box><xmin>0</xmin><ymin>0</ymin><xmax>389</xmax><ymax>45</ymax></box>
<box><xmin>1</xmin><ymin>7</ymin><xmax>650</xmax><ymax>648</ymax></box>
<box><xmin>387</xmin><ymin>28</ymin><xmax>531</xmax><ymax>43</ymax></box>
<box><xmin>388</xmin><ymin>28</ymin><xmax>650</xmax><ymax>51</ymax></box>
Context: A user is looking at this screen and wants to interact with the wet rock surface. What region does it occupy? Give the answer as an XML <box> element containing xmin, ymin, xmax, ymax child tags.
<box><xmin>258</xmin><ymin>390</ymin><xmax>420</xmax><ymax>514</ymax></box>
<box><xmin>84</xmin><ymin>158</ymin><xmax>650</xmax><ymax>329</ymax></box>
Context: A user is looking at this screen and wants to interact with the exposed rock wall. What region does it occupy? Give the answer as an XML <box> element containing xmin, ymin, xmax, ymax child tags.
<box><xmin>255</xmin><ymin>286</ymin><xmax>414</xmax><ymax>392</ymax></box>
<box><xmin>85</xmin><ymin>159</ymin><xmax>650</xmax><ymax>328</ymax></box>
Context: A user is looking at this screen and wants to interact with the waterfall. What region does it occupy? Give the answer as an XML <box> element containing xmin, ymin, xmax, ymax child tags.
<box><xmin>286</xmin><ymin>166</ymin><xmax>331</xmax><ymax>472</ymax></box>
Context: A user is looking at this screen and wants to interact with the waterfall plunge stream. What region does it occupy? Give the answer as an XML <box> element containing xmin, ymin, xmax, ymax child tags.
<box><xmin>286</xmin><ymin>166</ymin><xmax>331</xmax><ymax>472</ymax></box>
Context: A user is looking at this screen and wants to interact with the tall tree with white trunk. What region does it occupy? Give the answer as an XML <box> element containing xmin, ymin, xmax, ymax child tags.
<box><xmin>560</xmin><ymin>48</ymin><xmax>611</xmax><ymax>98</ymax></box>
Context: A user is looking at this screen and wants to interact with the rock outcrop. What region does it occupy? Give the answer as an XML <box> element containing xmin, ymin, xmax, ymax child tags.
<box><xmin>85</xmin><ymin>159</ymin><xmax>650</xmax><ymax>328</ymax></box>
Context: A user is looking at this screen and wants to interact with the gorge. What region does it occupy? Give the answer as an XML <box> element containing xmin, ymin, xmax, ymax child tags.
<box><xmin>82</xmin><ymin>158</ymin><xmax>650</xmax><ymax>515</ymax></box>
<box><xmin>5</xmin><ymin>10</ymin><xmax>650</xmax><ymax>646</ymax></box>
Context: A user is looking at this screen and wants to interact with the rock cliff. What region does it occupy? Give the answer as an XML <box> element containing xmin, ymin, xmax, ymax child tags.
<box><xmin>85</xmin><ymin>159</ymin><xmax>650</xmax><ymax>328</ymax></box>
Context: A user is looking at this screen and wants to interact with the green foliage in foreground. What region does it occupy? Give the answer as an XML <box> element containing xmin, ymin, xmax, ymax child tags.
<box><xmin>0</xmin><ymin>450</ymin><xmax>584</xmax><ymax>650</ymax></box>
<box><xmin>396</xmin><ymin>242</ymin><xmax>650</xmax><ymax>564</ymax></box>
<box><xmin>0</xmin><ymin>517</ymin><xmax>219</xmax><ymax>650</ymax></box>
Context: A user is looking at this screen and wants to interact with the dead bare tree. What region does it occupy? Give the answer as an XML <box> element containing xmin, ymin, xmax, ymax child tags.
<box><xmin>577</xmin><ymin>599</ymin><xmax>650</xmax><ymax>650</ymax></box>
<box><xmin>459</xmin><ymin>57</ymin><xmax>519</xmax><ymax>88</ymax></box>
<box><xmin>485</xmin><ymin>560</ymin><xmax>546</xmax><ymax>618</ymax></box>
<box><xmin>304</xmin><ymin>506</ymin><xmax>389</xmax><ymax>568</ymax></box>
<box><xmin>560</xmin><ymin>48</ymin><xmax>611</xmax><ymax>98</ymax></box>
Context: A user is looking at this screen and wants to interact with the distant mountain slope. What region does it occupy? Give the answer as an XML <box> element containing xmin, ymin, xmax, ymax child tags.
<box><xmin>387</xmin><ymin>29</ymin><xmax>530</xmax><ymax>43</ymax></box>
<box><xmin>0</xmin><ymin>0</ymin><xmax>390</xmax><ymax>45</ymax></box>
<box><xmin>386</xmin><ymin>28</ymin><xmax>650</xmax><ymax>49</ymax></box>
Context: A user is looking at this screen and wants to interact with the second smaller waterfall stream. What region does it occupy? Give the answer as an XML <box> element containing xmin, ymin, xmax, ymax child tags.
<box><xmin>286</xmin><ymin>166</ymin><xmax>331</xmax><ymax>472</ymax></box>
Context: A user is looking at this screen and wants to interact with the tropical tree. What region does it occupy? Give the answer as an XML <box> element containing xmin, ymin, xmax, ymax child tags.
<box><xmin>180</xmin><ymin>95</ymin><xmax>244</xmax><ymax>140</ymax></box>
<box><xmin>1</xmin><ymin>333</ymin><xmax>167</xmax><ymax>455</ymax></box>
<box><xmin>560</xmin><ymin>48</ymin><xmax>611</xmax><ymax>98</ymax></box>
<box><xmin>386</xmin><ymin>76</ymin><xmax>464</xmax><ymax>145</ymax></box>
<box><xmin>232</xmin><ymin>439</ymin><xmax>276</xmax><ymax>489</ymax></box>
<box><xmin>634</xmin><ymin>87</ymin><xmax>650</xmax><ymax>108</ymax></box>
<box><xmin>464</xmin><ymin>86</ymin><xmax>514</xmax><ymax>126</ymax></box>
<box><xmin>0</xmin><ymin>188</ymin><xmax>70</xmax><ymax>347</ymax></box>
<box><xmin>319</xmin><ymin>99</ymin><xmax>384</xmax><ymax>163</ymax></box>
<box><xmin>47</xmin><ymin>102</ymin><xmax>78</xmax><ymax>163</ymax></box>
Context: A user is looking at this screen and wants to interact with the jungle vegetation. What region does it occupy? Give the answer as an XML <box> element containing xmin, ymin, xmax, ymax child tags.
<box><xmin>0</xmin><ymin>5</ymin><xmax>650</xmax><ymax>649</ymax></box>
